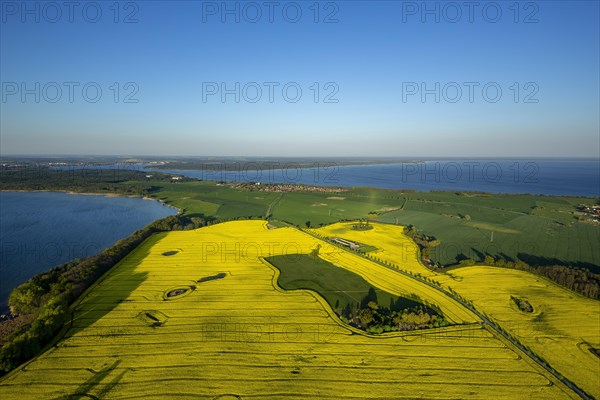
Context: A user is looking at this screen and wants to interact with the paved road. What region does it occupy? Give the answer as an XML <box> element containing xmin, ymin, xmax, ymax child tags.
<box><xmin>300</xmin><ymin>228</ymin><xmax>593</xmax><ymax>400</ymax></box>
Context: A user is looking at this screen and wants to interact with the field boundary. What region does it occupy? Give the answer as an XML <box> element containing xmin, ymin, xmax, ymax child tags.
<box><xmin>261</xmin><ymin>256</ymin><xmax>470</xmax><ymax>341</ymax></box>
<box><xmin>301</xmin><ymin>222</ymin><xmax>594</xmax><ymax>400</ymax></box>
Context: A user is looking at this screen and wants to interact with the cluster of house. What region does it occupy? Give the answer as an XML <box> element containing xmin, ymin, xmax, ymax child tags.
<box><xmin>143</xmin><ymin>174</ymin><xmax>183</xmax><ymax>182</ymax></box>
<box><xmin>229</xmin><ymin>182</ymin><xmax>347</xmax><ymax>194</ymax></box>
<box><xmin>576</xmin><ymin>204</ymin><xmax>600</xmax><ymax>223</ymax></box>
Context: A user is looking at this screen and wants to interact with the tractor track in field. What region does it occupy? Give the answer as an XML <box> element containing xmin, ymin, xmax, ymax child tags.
<box><xmin>265</xmin><ymin>193</ymin><xmax>285</xmax><ymax>219</ymax></box>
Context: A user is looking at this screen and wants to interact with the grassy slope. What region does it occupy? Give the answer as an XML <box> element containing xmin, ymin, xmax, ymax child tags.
<box><xmin>0</xmin><ymin>221</ymin><xmax>574</xmax><ymax>399</ymax></box>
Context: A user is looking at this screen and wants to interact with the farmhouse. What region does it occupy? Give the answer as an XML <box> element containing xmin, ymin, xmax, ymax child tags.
<box><xmin>332</xmin><ymin>237</ymin><xmax>360</xmax><ymax>250</ymax></box>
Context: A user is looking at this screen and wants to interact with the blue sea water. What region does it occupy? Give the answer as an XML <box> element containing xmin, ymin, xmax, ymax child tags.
<box><xmin>152</xmin><ymin>159</ymin><xmax>600</xmax><ymax>197</ymax></box>
<box><xmin>53</xmin><ymin>158</ymin><xmax>599</xmax><ymax>197</ymax></box>
<box><xmin>0</xmin><ymin>192</ymin><xmax>177</xmax><ymax>311</ymax></box>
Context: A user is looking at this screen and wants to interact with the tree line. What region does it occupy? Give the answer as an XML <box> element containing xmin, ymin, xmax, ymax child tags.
<box><xmin>467</xmin><ymin>255</ymin><xmax>600</xmax><ymax>299</ymax></box>
<box><xmin>404</xmin><ymin>225</ymin><xmax>600</xmax><ymax>300</ymax></box>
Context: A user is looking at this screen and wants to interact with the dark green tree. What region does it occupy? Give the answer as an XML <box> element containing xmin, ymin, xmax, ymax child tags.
<box><xmin>360</xmin><ymin>287</ymin><xmax>378</xmax><ymax>308</ymax></box>
<box><xmin>310</xmin><ymin>244</ymin><xmax>321</xmax><ymax>260</ymax></box>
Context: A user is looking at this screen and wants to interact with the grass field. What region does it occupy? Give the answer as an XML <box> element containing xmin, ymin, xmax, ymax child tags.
<box><xmin>270</xmin><ymin>191</ymin><xmax>386</xmax><ymax>225</ymax></box>
<box><xmin>0</xmin><ymin>221</ymin><xmax>577</xmax><ymax>399</ymax></box>
<box><xmin>150</xmin><ymin>181</ymin><xmax>281</xmax><ymax>219</ymax></box>
<box><xmin>267</xmin><ymin>254</ymin><xmax>425</xmax><ymax>314</ymax></box>
<box><xmin>317</xmin><ymin>222</ymin><xmax>600</xmax><ymax>398</ymax></box>
<box><xmin>149</xmin><ymin>181</ymin><xmax>600</xmax><ymax>270</ymax></box>
<box><xmin>376</xmin><ymin>195</ymin><xmax>600</xmax><ymax>269</ymax></box>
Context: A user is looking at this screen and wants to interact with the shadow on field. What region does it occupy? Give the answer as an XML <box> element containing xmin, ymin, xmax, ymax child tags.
<box><xmin>469</xmin><ymin>247</ymin><xmax>486</xmax><ymax>261</ymax></box>
<box><xmin>59</xmin><ymin>236</ymin><xmax>158</xmax><ymax>340</ymax></box>
<box><xmin>517</xmin><ymin>253</ymin><xmax>600</xmax><ymax>274</ymax></box>
<box><xmin>43</xmin><ymin>238</ymin><xmax>161</xmax><ymax>398</ymax></box>
<box><xmin>54</xmin><ymin>360</ymin><xmax>126</xmax><ymax>400</ymax></box>
<box><xmin>39</xmin><ymin>234</ymin><xmax>155</xmax><ymax>400</ymax></box>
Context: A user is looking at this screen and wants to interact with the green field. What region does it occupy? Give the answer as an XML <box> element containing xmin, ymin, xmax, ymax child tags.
<box><xmin>149</xmin><ymin>181</ymin><xmax>280</xmax><ymax>219</ymax></box>
<box><xmin>267</xmin><ymin>254</ymin><xmax>424</xmax><ymax>313</ymax></box>
<box><xmin>151</xmin><ymin>182</ymin><xmax>600</xmax><ymax>270</ymax></box>
<box><xmin>373</xmin><ymin>194</ymin><xmax>600</xmax><ymax>270</ymax></box>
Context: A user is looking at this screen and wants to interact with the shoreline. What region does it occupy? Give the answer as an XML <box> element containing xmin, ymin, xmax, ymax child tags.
<box><xmin>35</xmin><ymin>159</ymin><xmax>596</xmax><ymax>197</ymax></box>
<box><xmin>0</xmin><ymin>189</ymin><xmax>183</xmax><ymax>214</ymax></box>
<box><xmin>150</xmin><ymin>167</ymin><xmax>600</xmax><ymax>199</ymax></box>
<box><xmin>0</xmin><ymin>190</ymin><xmax>182</xmax><ymax>320</ymax></box>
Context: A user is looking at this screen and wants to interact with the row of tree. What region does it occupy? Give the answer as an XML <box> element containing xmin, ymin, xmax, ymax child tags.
<box><xmin>402</xmin><ymin>224</ymin><xmax>600</xmax><ymax>300</ymax></box>
<box><xmin>403</xmin><ymin>225</ymin><xmax>440</xmax><ymax>267</ymax></box>
<box><xmin>351</xmin><ymin>219</ymin><xmax>373</xmax><ymax>231</ymax></box>
<box><xmin>477</xmin><ymin>256</ymin><xmax>600</xmax><ymax>299</ymax></box>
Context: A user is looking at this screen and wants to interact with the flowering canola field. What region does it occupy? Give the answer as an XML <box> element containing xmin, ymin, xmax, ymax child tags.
<box><xmin>315</xmin><ymin>222</ymin><xmax>600</xmax><ymax>399</ymax></box>
<box><xmin>314</xmin><ymin>222</ymin><xmax>436</xmax><ymax>277</ymax></box>
<box><xmin>0</xmin><ymin>221</ymin><xmax>577</xmax><ymax>399</ymax></box>
<box><xmin>441</xmin><ymin>267</ymin><xmax>600</xmax><ymax>399</ymax></box>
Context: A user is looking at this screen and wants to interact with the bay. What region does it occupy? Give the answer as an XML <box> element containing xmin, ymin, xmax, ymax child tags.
<box><xmin>151</xmin><ymin>158</ymin><xmax>600</xmax><ymax>197</ymax></box>
<box><xmin>0</xmin><ymin>192</ymin><xmax>177</xmax><ymax>311</ymax></box>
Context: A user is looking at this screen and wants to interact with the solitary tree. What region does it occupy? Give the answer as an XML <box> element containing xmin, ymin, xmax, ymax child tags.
<box><xmin>310</xmin><ymin>244</ymin><xmax>321</xmax><ymax>260</ymax></box>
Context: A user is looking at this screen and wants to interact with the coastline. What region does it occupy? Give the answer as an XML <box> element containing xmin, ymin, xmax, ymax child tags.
<box><xmin>148</xmin><ymin>161</ymin><xmax>600</xmax><ymax>198</ymax></box>
<box><xmin>0</xmin><ymin>189</ymin><xmax>183</xmax><ymax>214</ymax></box>
<box><xmin>0</xmin><ymin>190</ymin><xmax>182</xmax><ymax>316</ymax></box>
<box><xmin>5</xmin><ymin>157</ymin><xmax>600</xmax><ymax>198</ymax></box>
<box><xmin>3</xmin><ymin>183</ymin><xmax>599</xmax><ymax>203</ymax></box>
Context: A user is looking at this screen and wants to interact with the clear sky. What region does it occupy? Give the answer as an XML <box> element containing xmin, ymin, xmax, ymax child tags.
<box><xmin>1</xmin><ymin>0</ymin><xmax>598</xmax><ymax>157</ymax></box>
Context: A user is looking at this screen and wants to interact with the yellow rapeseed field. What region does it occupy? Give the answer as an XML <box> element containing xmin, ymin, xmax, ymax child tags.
<box><xmin>0</xmin><ymin>221</ymin><xmax>579</xmax><ymax>399</ymax></box>
<box><xmin>316</xmin><ymin>221</ymin><xmax>600</xmax><ymax>398</ymax></box>
<box><xmin>439</xmin><ymin>266</ymin><xmax>600</xmax><ymax>399</ymax></box>
<box><xmin>314</xmin><ymin>222</ymin><xmax>436</xmax><ymax>277</ymax></box>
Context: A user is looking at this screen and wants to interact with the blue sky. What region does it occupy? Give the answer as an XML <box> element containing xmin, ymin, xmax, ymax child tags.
<box><xmin>1</xmin><ymin>0</ymin><xmax>598</xmax><ymax>157</ymax></box>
